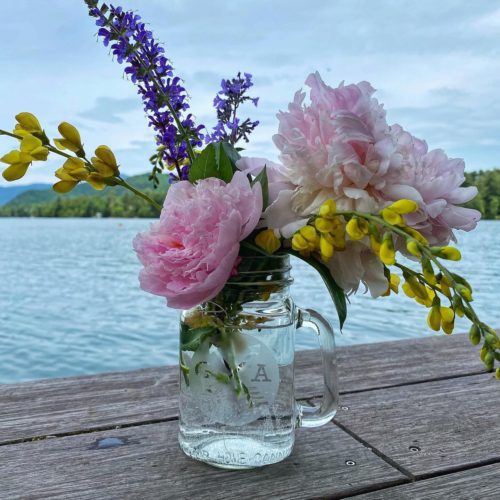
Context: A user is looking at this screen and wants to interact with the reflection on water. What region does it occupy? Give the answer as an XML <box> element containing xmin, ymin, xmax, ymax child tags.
<box><xmin>0</xmin><ymin>218</ymin><xmax>498</xmax><ymax>384</ymax></box>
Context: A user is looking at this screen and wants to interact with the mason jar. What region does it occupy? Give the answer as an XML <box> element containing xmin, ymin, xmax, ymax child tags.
<box><xmin>178</xmin><ymin>254</ymin><xmax>338</xmax><ymax>469</ymax></box>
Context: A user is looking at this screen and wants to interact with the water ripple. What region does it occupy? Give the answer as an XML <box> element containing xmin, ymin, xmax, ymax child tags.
<box><xmin>0</xmin><ymin>218</ymin><xmax>498</xmax><ymax>384</ymax></box>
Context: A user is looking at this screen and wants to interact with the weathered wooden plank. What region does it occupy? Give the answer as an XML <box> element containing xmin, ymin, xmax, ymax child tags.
<box><xmin>334</xmin><ymin>373</ymin><xmax>500</xmax><ymax>478</ymax></box>
<box><xmin>0</xmin><ymin>367</ymin><xmax>179</xmax><ymax>445</ymax></box>
<box><xmin>295</xmin><ymin>332</ymin><xmax>484</xmax><ymax>398</ymax></box>
<box><xmin>0</xmin><ymin>334</ymin><xmax>484</xmax><ymax>445</ymax></box>
<box><xmin>351</xmin><ymin>463</ymin><xmax>500</xmax><ymax>499</ymax></box>
<box><xmin>0</xmin><ymin>421</ymin><xmax>407</xmax><ymax>500</ymax></box>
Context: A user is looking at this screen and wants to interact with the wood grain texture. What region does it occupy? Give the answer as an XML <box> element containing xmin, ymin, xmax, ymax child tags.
<box><xmin>334</xmin><ymin>372</ymin><xmax>500</xmax><ymax>478</ymax></box>
<box><xmin>0</xmin><ymin>366</ymin><xmax>178</xmax><ymax>445</ymax></box>
<box><xmin>0</xmin><ymin>333</ymin><xmax>484</xmax><ymax>444</ymax></box>
<box><xmin>351</xmin><ymin>463</ymin><xmax>500</xmax><ymax>499</ymax></box>
<box><xmin>295</xmin><ymin>332</ymin><xmax>484</xmax><ymax>399</ymax></box>
<box><xmin>0</xmin><ymin>421</ymin><xmax>407</xmax><ymax>500</ymax></box>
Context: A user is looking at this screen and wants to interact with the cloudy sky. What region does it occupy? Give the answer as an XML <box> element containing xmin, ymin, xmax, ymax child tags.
<box><xmin>1</xmin><ymin>0</ymin><xmax>500</xmax><ymax>186</ymax></box>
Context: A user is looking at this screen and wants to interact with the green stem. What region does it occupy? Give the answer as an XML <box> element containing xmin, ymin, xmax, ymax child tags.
<box><xmin>1</xmin><ymin>129</ymin><xmax>75</xmax><ymax>161</ymax></box>
<box><xmin>47</xmin><ymin>145</ymin><xmax>74</xmax><ymax>160</ymax></box>
<box><xmin>0</xmin><ymin>129</ymin><xmax>21</xmax><ymax>140</ymax></box>
<box><xmin>116</xmin><ymin>177</ymin><xmax>162</xmax><ymax>212</ymax></box>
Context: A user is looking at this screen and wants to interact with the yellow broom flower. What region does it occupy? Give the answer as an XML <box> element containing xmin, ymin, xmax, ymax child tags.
<box><xmin>387</xmin><ymin>199</ymin><xmax>419</xmax><ymax>214</ymax></box>
<box><xmin>53</xmin><ymin>157</ymin><xmax>89</xmax><ymax>193</ymax></box>
<box><xmin>406</xmin><ymin>239</ymin><xmax>421</xmax><ymax>257</ymax></box>
<box><xmin>14</xmin><ymin>112</ymin><xmax>43</xmax><ymax>136</ymax></box>
<box><xmin>255</xmin><ymin>229</ymin><xmax>281</xmax><ymax>254</ymax></box>
<box><xmin>91</xmin><ymin>145</ymin><xmax>119</xmax><ymax>177</ymax></box>
<box><xmin>379</xmin><ymin>233</ymin><xmax>396</xmax><ymax>265</ymax></box>
<box><xmin>346</xmin><ymin>217</ymin><xmax>369</xmax><ymax>240</ymax></box>
<box><xmin>319</xmin><ymin>199</ymin><xmax>336</xmax><ymax>218</ymax></box>
<box><xmin>1</xmin><ymin>135</ymin><xmax>49</xmax><ymax>181</ymax></box>
<box><xmin>440</xmin><ymin>307</ymin><xmax>455</xmax><ymax>335</ymax></box>
<box><xmin>427</xmin><ymin>305</ymin><xmax>441</xmax><ymax>331</ymax></box>
<box><xmin>319</xmin><ymin>235</ymin><xmax>334</xmax><ymax>262</ymax></box>
<box><xmin>431</xmin><ymin>246</ymin><xmax>461</xmax><ymax>261</ymax></box>
<box><xmin>314</xmin><ymin>217</ymin><xmax>335</xmax><ymax>233</ymax></box>
<box><xmin>381</xmin><ymin>207</ymin><xmax>404</xmax><ymax>226</ymax></box>
<box><xmin>54</xmin><ymin>122</ymin><xmax>83</xmax><ymax>153</ymax></box>
<box><xmin>403</xmin><ymin>227</ymin><xmax>429</xmax><ymax>246</ymax></box>
<box><xmin>383</xmin><ymin>273</ymin><xmax>400</xmax><ymax>296</ymax></box>
<box><xmin>292</xmin><ymin>225</ymin><xmax>320</xmax><ymax>257</ymax></box>
<box><xmin>456</xmin><ymin>284</ymin><xmax>472</xmax><ymax>302</ymax></box>
<box><xmin>422</xmin><ymin>258</ymin><xmax>437</xmax><ymax>285</ymax></box>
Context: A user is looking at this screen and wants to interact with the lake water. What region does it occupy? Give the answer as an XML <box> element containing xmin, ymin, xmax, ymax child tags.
<box><xmin>0</xmin><ymin>218</ymin><xmax>498</xmax><ymax>384</ymax></box>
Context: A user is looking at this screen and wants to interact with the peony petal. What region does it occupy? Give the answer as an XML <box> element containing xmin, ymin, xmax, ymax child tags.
<box><xmin>447</xmin><ymin>186</ymin><xmax>478</xmax><ymax>204</ymax></box>
<box><xmin>263</xmin><ymin>189</ymin><xmax>308</xmax><ymax>238</ymax></box>
<box><xmin>440</xmin><ymin>206</ymin><xmax>481</xmax><ymax>232</ymax></box>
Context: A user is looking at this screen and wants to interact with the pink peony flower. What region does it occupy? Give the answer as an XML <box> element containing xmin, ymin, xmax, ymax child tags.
<box><xmin>261</xmin><ymin>72</ymin><xmax>481</xmax><ymax>296</ymax></box>
<box><xmin>380</xmin><ymin>125</ymin><xmax>481</xmax><ymax>245</ymax></box>
<box><xmin>273</xmin><ymin>71</ymin><xmax>394</xmax><ymax>217</ymax></box>
<box><xmin>271</xmin><ymin>72</ymin><xmax>480</xmax><ymax>243</ymax></box>
<box><xmin>133</xmin><ymin>172</ymin><xmax>262</xmax><ymax>309</ymax></box>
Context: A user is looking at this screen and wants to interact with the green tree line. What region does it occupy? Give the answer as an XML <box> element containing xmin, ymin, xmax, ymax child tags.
<box><xmin>463</xmin><ymin>169</ymin><xmax>500</xmax><ymax>219</ymax></box>
<box><xmin>0</xmin><ymin>169</ymin><xmax>499</xmax><ymax>219</ymax></box>
<box><xmin>0</xmin><ymin>189</ymin><xmax>165</xmax><ymax>218</ymax></box>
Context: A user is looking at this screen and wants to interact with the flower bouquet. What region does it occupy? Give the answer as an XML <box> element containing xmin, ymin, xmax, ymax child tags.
<box><xmin>1</xmin><ymin>1</ymin><xmax>498</xmax><ymax>469</ymax></box>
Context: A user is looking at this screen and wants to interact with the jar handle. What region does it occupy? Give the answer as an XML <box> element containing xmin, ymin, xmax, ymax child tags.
<box><xmin>295</xmin><ymin>307</ymin><xmax>339</xmax><ymax>428</ymax></box>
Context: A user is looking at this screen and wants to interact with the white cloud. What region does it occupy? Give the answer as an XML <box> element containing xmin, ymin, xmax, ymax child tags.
<box><xmin>1</xmin><ymin>0</ymin><xmax>500</xmax><ymax>186</ymax></box>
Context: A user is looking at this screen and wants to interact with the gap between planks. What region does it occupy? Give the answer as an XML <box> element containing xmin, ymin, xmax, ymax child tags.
<box><xmin>0</xmin><ymin>367</ymin><xmax>489</xmax><ymax>450</ymax></box>
<box><xmin>338</xmin><ymin>460</ymin><xmax>500</xmax><ymax>499</ymax></box>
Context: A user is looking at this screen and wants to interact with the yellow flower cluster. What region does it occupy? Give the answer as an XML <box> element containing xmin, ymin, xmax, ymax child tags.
<box><xmin>1</xmin><ymin>114</ymin><xmax>49</xmax><ymax>181</ymax></box>
<box><xmin>1</xmin><ymin>112</ymin><xmax>121</xmax><ymax>194</ymax></box>
<box><xmin>54</xmin><ymin>145</ymin><xmax>119</xmax><ymax>193</ymax></box>
<box><xmin>291</xmin><ymin>200</ymin><xmax>346</xmax><ymax>262</ymax></box>
<box><xmin>286</xmin><ymin>196</ymin><xmax>499</xmax><ymax>365</ymax></box>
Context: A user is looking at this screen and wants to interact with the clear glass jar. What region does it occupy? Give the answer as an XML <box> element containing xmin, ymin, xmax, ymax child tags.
<box><xmin>178</xmin><ymin>254</ymin><xmax>338</xmax><ymax>469</ymax></box>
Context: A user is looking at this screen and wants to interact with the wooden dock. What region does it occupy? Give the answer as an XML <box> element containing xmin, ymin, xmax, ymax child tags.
<box><xmin>1</xmin><ymin>333</ymin><xmax>499</xmax><ymax>499</ymax></box>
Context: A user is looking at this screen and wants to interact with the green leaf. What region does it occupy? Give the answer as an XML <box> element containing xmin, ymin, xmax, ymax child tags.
<box><xmin>188</xmin><ymin>143</ymin><xmax>233</xmax><ymax>183</ymax></box>
<box><xmin>180</xmin><ymin>326</ymin><xmax>217</xmax><ymax>352</ymax></box>
<box><xmin>213</xmin><ymin>143</ymin><xmax>234</xmax><ymax>181</ymax></box>
<box><xmin>289</xmin><ymin>250</ymin><xmax>347</xmax><ymax>329</ymax></box>
<box><xmin>221</xmin><ymin>141</ymin><xmax>241</xmax><ymax>167</ymax></box>
<box><xmin>252</xmin><ymin>166</ymin><xmax>269</xmax><ymax>209</ymax></box>
<box><xmin>188</xmin><ymin>144</ymin><xmax>217</xmax><ymax>182</ymax></box>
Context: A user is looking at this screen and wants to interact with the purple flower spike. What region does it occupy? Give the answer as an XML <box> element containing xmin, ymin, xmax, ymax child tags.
<box><xmin>85</xmin><ymin>1</ymin><xmax>204</xmax><ymax>183</ymax></box>
<box><xmin>208</xmin><ymin>72</ymin><xmax>259</xmax><ymax>145</ymax></box>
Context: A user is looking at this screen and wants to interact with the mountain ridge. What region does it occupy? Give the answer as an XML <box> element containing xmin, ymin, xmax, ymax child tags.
<box><xmin>0</xmin><ymin>183</ymin><xmax>52</xmax><ymax>205</ymax></box>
